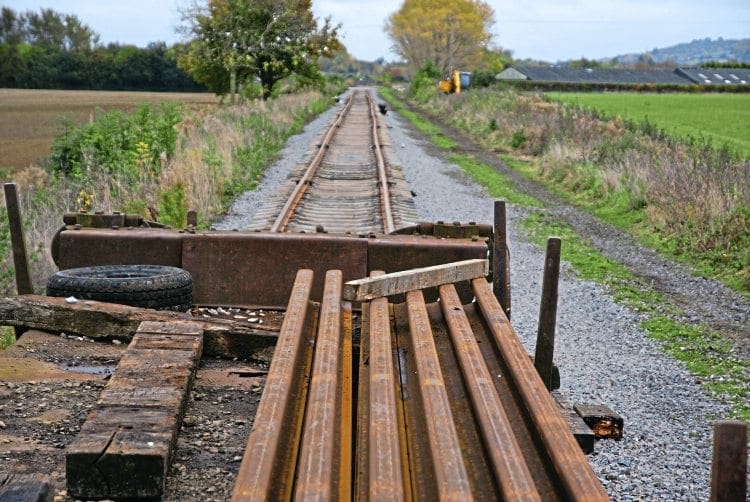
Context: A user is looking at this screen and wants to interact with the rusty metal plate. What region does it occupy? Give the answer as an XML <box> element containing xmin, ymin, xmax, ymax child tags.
<box><xmin>182</xmin><ymin>232</ymin><xmax>368</xmax><ymax>307</ymax></box>
<box><xmin>55</xmin><ymin>228</ymin><xmax>183</xmax><ymax>270</ymax></box>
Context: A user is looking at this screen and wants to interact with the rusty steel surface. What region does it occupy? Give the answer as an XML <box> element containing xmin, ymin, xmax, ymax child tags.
<box><xmin>250</xmin><ymin>89</ymin><xmax>416</xmax><ymax>235</ymax></box>
<box><xmin>231</xmin><ymin>270</ymin><xmax>608</xmax><ymax>500</ymax></box>
<box><xmin>232</xmin><ymin>270</ymin><xmax>316</xmax><ymax>502</ymax></box>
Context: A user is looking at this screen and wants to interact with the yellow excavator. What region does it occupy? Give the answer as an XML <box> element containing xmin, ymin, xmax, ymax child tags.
<box><xmin>439</xmin><ymin>70</ymin><xmax>471</xmax><ymax>94</ymax></box>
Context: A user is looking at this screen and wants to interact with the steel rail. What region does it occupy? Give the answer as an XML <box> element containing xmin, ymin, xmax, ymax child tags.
<box><xmin>472</xmin><ymin>277</ymin><xmax>610</xmax><ymax>500</ymax></box>
<box><xmin>231</xmin><ymin>270</ymin><xmax>315</xmax><ymax>502</ymax></box>
<box><xmin>270</xmin><ymin>94</ymin><xmax>355</xmax><ymax>233</ymax></box>
<box><xmin>438</xmin><ymin>283</ymin><xmax>541</xmax><ymax>501</ymax></box>
<box><xmin>366</xmin><ymin>93</ymin><xmax>396</xmax><ymax>234</ymax></box>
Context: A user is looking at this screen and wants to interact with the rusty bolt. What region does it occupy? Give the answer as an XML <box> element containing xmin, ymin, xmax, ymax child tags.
<box><xmin>74</xmin><ymin>224</ymin><xmax>81</xmax><ymax>230</ymax></box>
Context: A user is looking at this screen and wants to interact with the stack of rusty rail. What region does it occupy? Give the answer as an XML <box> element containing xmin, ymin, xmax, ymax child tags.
<box><xmin>231</xmin><ymin>260</ymin><xmax>609</xmax><ymax>500</ymax></box>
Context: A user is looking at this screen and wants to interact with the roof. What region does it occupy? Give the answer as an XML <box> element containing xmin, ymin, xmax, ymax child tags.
<box><xmin>498</xmin><ymin>66</ymin><xmax>689</xmax><ymax>84</ymax></box>
<box><xmin>676</xmin><ymin>67</ymin><xmax>750</xmax><ymax>85</ymax></box>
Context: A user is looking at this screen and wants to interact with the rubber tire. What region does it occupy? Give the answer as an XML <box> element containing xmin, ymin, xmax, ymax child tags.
<box><xmin>46</xmin><ymin>265</ymin><xmax>193</xmax><ymax>312</ymax></box>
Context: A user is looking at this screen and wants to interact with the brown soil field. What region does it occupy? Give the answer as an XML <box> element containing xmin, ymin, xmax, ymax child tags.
<box><xmin>0</xmin><ymin>89</ymin><xmax>219</xmax><ymax>171</ymax></box>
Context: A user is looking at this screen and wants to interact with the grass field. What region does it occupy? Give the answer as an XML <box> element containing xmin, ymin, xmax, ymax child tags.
<box><xmin>0</xmin><ymin>89</ymin><xmax>218</xmax><ymax>171</ymax></box>
<box><xmin>547</xmin><ymin>92</ymin><xmax>750</xmax><ymax>158</ymax></box>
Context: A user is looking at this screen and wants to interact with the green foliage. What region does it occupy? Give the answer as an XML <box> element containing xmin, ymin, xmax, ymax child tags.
<box><xmin>409</xmin><ymin>62</ymin><xmax>442</xmax><ymax>102</ymax></box>
<box><xmin>642</xmin><ymin>317</ymin><xmax>750</xmax><ymax>422</ymax></box>
<box><xmin>510</xmin><ymin>128</ymin><xmax>526</xmax><ymax>149</ymax></box>
<box><xmin>50</xmin><ymin>103</ymin><xmax>183</xmax><ymax>179</ymax></box>
<box><xmin>0</xmin><ymin>326</ymin><xmax>14</xmax><ymax>350</ymax></box>
<box><xmin>158</xmin><ymin>183</ymin><xmax>187</xmax><ymax>229</ymax></box>
<box><xmin>179</xmin><ymin>0</ymin><xmax>341</xmax><ymax>100</ymax></box>
<box><xmin>523</xmin><ymin>209</ymin><xmax>749</xmax><ymax>420</ymax></box>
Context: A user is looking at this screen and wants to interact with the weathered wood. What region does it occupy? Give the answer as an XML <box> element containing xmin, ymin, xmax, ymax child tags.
<box><xmin>66</xmin><ymin>321</ymin><xmax>203</xmax><ymax>500</ymax></box>
<box><xmin>342</xmin><ymin>259</ymin><xmax>488</xmax><ymax>301</ymax></box>
<box><xmin>552</xmin><ymin>392</ymin><xmax>595</xmax><ymax>454</ymax></box>
<box><xmin>0</xmin><ymin>295</ymin><xmax>278</xmax><ymax>360</ymax></box>
<box><xmin>573</xmin><ymin>404</ymin><xmax>624</xmax><ymax>440</ymax></box>
<box><xmin>710</xmin><ymin>420</ymin><xmax>747</xmax><ymax>502</ymax></box>
<box><xmin>0</xmin><ymin>473</ymin><xmax>51</xmax><ymax>502</ymax></box>
<box><xmin>534</xmin><ymin>237</ymin><xmax>561</xmax><ymax>391</ymax></box>
<box><xmin>493</xmin><ymin>200</ymin><xmax>511</xmax><ymax>319</ymax></box>
<box><xmin>3</xmin><ymin>183</ymin><xmax>33</xmax><ymax>296</ymax></box>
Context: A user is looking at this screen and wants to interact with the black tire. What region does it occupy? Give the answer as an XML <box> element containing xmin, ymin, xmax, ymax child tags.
<box><xmin>46</xmin><ymin>265</ymin><xmax>193</xmax><ymax>312</ymax></box>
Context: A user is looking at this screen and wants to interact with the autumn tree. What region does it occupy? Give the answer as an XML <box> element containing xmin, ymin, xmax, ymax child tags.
<box><xmin>385</xmin><ymin>0</ymin><xmax>494</xmax><ymax>76</ymax></box>
<box><xmin>179</xmin><ymin>0</ymin><xmax>340</xmax><ymax>101</ymax></box>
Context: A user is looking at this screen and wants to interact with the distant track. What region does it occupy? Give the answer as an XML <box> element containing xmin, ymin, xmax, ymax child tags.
<box><xmin>248</xmin><ymin>88</ymin><xmax>416</xmax><ymax>234</ymax></box>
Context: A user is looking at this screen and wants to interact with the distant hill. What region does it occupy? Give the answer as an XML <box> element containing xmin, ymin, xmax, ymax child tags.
<box><xmin>611</xmin><ymin>38</ymin><xmax>750</xmax><ymax>66</ymax></box>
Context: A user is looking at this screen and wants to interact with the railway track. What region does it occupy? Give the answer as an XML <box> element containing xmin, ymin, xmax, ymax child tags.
<box><xmin>248</xmin><ymin>89</ymin><xmax>416</xmax><ymax>234</ymax></box>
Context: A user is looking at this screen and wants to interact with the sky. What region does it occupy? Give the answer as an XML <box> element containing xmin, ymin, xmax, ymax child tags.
<box><xmin>5</xmin><ymin>1</ymin><xmax>749</xmax><ymax>62</ymax></box>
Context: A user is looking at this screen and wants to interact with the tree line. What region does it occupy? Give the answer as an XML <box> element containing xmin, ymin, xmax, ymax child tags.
<box><xmin>0</xmin><ymin>6</ymin><xmax>204</xmax><ymax>92</ymax></box>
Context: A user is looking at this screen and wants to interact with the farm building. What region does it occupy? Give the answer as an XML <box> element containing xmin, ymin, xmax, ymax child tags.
<box><xmin>496</xmin><ymin>66</ymin><xmax>750</xmax><ymax>85</ymax></box>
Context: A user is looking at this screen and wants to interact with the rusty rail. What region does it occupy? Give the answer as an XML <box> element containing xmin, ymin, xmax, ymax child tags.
<box><xmin>366</xmin><ymin>93</ymin><xmax>396</xmax><ymax>234</ymax></box>
<box><xmin>232</xmin><ymin>270</ymin><xmax>608</xmax><ymax>500</ymax></box>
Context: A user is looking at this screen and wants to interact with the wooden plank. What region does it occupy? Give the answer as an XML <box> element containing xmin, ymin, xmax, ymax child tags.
<box><xmin>0</xmin><ymin>473</ymin><xmax>51</xmax><ymax>502</ymax></box>
<box><xmin>710</xmin><ymin>420</ymin><xmax>747</xmax><ymax>502</ymax></box>
<box><xmin>343</xmin><ymin>259</ymin><xmax>488</xmax><ymax>301</ymax></box>
<box><xmin>573</xmin><ymin>404</ymin><xmax>624</xmax><ymax>440</ymax></box>
<box><xmin>3</xmin><ymin>183</ymin><xmax>33</xmax><ymax>295</ymax></box>
<box><xmin>552</xmin><ymin>392</ymin><xmax>595</xmax><ymax>454</ymax></box>
<box><xmin>0</xmin><ymin>295</ymin><xmax>277</xmax><ymax>360</ymax></box>
<box><xmin>66</xmin><ymin>321</ymin><xmax>203</xmax><ymax>500</ymax></box>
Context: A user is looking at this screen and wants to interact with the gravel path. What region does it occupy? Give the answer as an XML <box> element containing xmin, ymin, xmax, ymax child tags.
<box><xmin>215</xmin><ymin>88</ymin><xmax>747</xmax><ymax>500</ymax></box>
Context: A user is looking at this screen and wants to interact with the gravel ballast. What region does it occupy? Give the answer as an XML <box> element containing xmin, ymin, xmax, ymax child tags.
<box><xmin>216</xmin><ymin>88</ymin><xmax>746</xmax><ymax>500</ymax></box>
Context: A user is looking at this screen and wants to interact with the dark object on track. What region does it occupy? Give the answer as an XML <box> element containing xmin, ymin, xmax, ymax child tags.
<box><xmin>46</xmin><ymin>265</ymin><xmax>193</xmax><ymax>312</ymax></box>
<box><xmin>378</xmin><ymin>103</ymin><xmax>387</xmax><ymax>115</ymax></box>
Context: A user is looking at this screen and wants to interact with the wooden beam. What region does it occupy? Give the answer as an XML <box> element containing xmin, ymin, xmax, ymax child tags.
<box><xmin>3</xmin><ymin>183</ymin><xmax>33</xmax><ymax>296</ymax></box>
<box><xmin>710</xmin><ymin>420</ymin><xmax>747</xmax><ymax>502</ymax></box>
<box><xmin>343</xmin><ymin>259</ymin><xmax>488</xmax><ymax>302</ymax></box>
<box><xmin>0</xmin><ymin>295</ymin><xmax>278</xmax><ymax>361</ymax></box>
<box><xmin>66</xmin><ymin>321</ymin><xmax>203</xmax><ymax>500</ymax></box>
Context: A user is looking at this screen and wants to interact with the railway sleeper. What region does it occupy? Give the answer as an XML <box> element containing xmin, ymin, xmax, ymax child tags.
<box><xmin>231</xmin><ymin>267</ymin><xmax>608</xmax><ymax>501</ymax></box>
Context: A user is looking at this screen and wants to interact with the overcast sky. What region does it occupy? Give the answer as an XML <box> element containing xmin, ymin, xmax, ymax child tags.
<box><xmin>6</xmin><ymin>1</ymin><xmax>749</xmax><ymax>62</ymax></box>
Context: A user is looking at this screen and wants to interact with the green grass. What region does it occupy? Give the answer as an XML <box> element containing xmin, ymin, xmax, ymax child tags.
<box><xmin>547</xmin><ymin>92</ymin><xmax>750</xmax><ymax>158</ymax></box>
<box><xmin>1</xmin><ymin>326</ymin><xmax>14</xmax><ymax>349</ymax></box>
<box><xmin>447</xmin><ymin>154</ymin><xmax>540</xmax><ymax>207</ymax></box>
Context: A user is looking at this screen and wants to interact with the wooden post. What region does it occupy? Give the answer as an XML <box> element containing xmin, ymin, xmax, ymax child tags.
<box><xmin>710</xmin><ymin>420</ymin><xmax>747</xmax><ymax>502</ymax></box>
<box><xmin>187</xmin><ymin>210</ymin><xmax>197</xmax><ymax>227</ymax></box>
<box><xmin>493</xmin><ymin>200</ymin><xmax>511</xmax><ymax>320</ymax></box>
<box><xmin>3</xmin><ymin>183</ymin><xmax>33</xmax><ymax>295</ymax></box>
<box><xmin>534</xmin><ymin>237</ymin><xmax>561</xmax><ymax>391</ymax></box>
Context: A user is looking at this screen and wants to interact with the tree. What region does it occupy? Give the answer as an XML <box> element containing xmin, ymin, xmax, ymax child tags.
<box><xmin>179</xmin><ymin>0</ymin><xmax>340</xmax><ymax>101</ymax></box>
<box><xmin>385</xmin><ymin>0</ymin><xmax>494</xmax><ymax>76</ymax></box>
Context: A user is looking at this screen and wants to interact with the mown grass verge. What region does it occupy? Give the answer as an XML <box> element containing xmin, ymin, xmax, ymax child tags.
<box><xmin>382</xmin><ymin>85</ymin><xmax>749</xmax><ymax>422</ymax></box>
